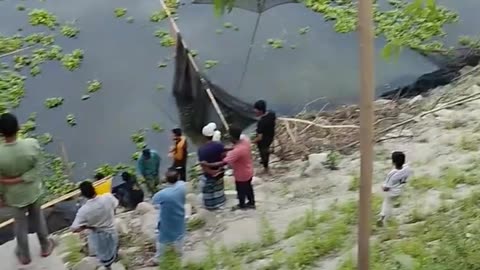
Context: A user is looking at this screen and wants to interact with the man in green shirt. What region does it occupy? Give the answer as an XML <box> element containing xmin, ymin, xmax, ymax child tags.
<box><xmin>0</xmin><ymin>113</ymin><xmax>54</xmax><ymax>265</ymax></box>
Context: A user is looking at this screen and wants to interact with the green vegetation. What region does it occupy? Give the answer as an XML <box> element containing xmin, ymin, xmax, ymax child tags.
<box><xmin>156</xmin><ymin>84</ymin><xmax>165</xmax><ymax>90</ymax></box>
<box><xmin>87</xmin><ymin>79</ymin><xmax>102</xmax><ymax>93</ymax></box>
<box><xmin>339</xmin><ymin>192</ymin><xmax>480</xmax><ymax>270</ymax></box>
<box><xmin>348</xmin><ymin>174</ymin><xmax>360</xmax><ymax>191</ymax></box>
<box><xmin>131</xmin><ymin>129</ymin><xmax>146</xmax><ymax>160</ymax></box>
<box><xmin>215</xmin><ymin>29</ymin><xmax>223</xmax><ymax>34</ymax></box>
<box><xmin>151</xmin><ymin>122</ymin><xmax>163</xmax><ymax>132</ymax></box>
<box><xmin>16</xmin><ymin>4</ymin><xmax>26</xmax><ymax>11</ymax></box>
<box><xmin>150</xmin><ymin>10</ymin><xmax>168</xmax><ymax>22</ymax></box>
<box><xmin>28</xmin><ymin>9</ymin><xmax>58</xmax><ymax>29</ymax></box>
<box><xmin>37</xmin><ymin>133</ymin><xmax>53</xmax><ymax>145</ymax></box>
<box><xmin>299</xmin><ymin>26</ymin><xmax>310</xmax><ymax>35</ymax></box>
<box><xmin>267</xmin><ymin>38</ymin><xmax>283</xmax><ymax>49</ymax></box>
<box><xmin>126</xmin><ymin>16</ymin><xmax>134</xmax><ymax>23</ymax></box>
<box><xmin>61</xmin><ymin>49</ymin><xmax>84</xmax><ymax>71</ymax></box>
<box><xmin>204</xmin><ymin>60</ymin><xmax>219</xmax><ymax>69</ymax></box>
<box><xmin>160</xmin><ymin>35</ymin><xmax>176</xmax><ymax>47</ymax></box>
<box><xmin>323</xmin><ymin>150</ymin><xmax>341</xmax><ymax>170</ymax></box>
<box><xmin>187</xmin><ymin>217</ymin><xmax>206</xmax><ymax>231</ymax></box>
<box><xmin>458</xmin><ymin>135</ymin><xmax>480</xmax><ymax>151</ymax></box>
<box><xmin>60</xmin><ymin>24</ymin><xmax>80</xmax><ymax>38</ymax></box>
<box><xmin>114</xmin><ymin>8</ymin><xmax>127</xmax><ymax>18</ymax></box>
<box><xmin>66</xmin><ymin>114</ymin><xmax>76</xmax><ymax>126</ymax></box>
<box><xmin>223</xmin><ymin>22</ymin><xmax>233</xmax><ymax>29</ymax></box>
<box><xmin>94</xmin><ymin>163</ymin><xmax>135</xmax><ymax>177</ymax></box>
<box><xmin>158</xmin><ymin>62</ymin><xmax>168</xmax><ymax>68</ymax></box>
<box><xmin>44</xmin><ymin>97</ymin><xmax>64</xmax><ymax>108</ymax></box>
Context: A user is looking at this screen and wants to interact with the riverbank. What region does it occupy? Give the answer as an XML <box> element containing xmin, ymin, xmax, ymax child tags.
<box><xmin>7</xmin><ymin>63</ymin><xmax>480</xmax><ymax>269</ymax></box>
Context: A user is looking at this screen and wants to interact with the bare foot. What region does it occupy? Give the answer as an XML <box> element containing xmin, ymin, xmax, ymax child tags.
<box><xmin>41</xmin><ymin>238</ymin><xmax>56</xmax><ymax>257</ymax></box>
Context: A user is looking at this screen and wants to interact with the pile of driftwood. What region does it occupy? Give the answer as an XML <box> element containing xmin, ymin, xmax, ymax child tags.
<box><xmin>272</xmin><ymin>100</ymin><xmax>409</xmax><ymax>161</ymax></box>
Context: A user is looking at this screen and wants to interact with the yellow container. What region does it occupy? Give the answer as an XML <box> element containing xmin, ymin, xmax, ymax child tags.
<box><xmin>93</xmin><ymin>177</ymin><xmax>112</xmax><ymax>195</ymax></box>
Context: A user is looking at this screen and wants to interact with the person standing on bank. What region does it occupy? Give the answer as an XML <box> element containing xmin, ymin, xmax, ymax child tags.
<box><xmin>148</xmin><ymin>168</ymin><xmax>186</xmax><ymax>266</ymax></box>
<box><xmin>137</xmin><ymin>148</ymin><xmax>161</xmax><ymax>195</ymax></box>
<box><xmin>169</xmin><ymin>128</ymin><xmax>188</xmax><ymax>181</ymax></box>
<box><xmin>201</xmin><ymin>126</ymin><xmax>255</xmax><ymax>211</ymax></box>
<box><xmin>0</xmin><ymin>113</ymin><xmax>55</xmax><ymax>265</ymax></box>
<box><xmin>253</xmin><ymin>100</ymin><xmax>276</xmax><ymax>175</ymax></box>
<box><xmin>377</xmin><ymin>151</ymin><xmax>412</xmax><ymax>227</ymax></box>
<box><xmin>197</xmin><ymin>123</ymin><xmax>226</xmax><ymax>210</ymax></box>
<box><xmin>71</xmin><ymin>181</ymin><xmax>119</xmax><ymax>270</ymax></box>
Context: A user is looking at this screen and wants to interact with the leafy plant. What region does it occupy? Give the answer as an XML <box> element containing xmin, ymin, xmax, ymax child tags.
<box><xmin>158</xmin><ymin>62</ymin><xmax>168</xmax><ymax>68</ymax></box>
<box><xmin>323</xmin><ymin>150</ymin><xmax>341</xmax><ymax>170</ymax></box>
<box><xmin>156</xmin><ymin>84</ymin><xmax>165</xmax><ymax>90</ymax></box>
<box><xmin>114</xmin><ymin>8</ymin><xmax>127</xmax><ymax>18</ymax></box>
<box><xmin>160</xmin><ymin>35</ymin><xmax>175</xmax><ymax>47</ymax></box>
<box><xmin>87</xmin><ymin>80</ymin><xmax>102</xmax><ymax>93</ymax></box>
<box><xmin>223</xmin><ymin>22</ymin><xmax>233</xmax><ymax>28</ymax></box>
<box><xmin>37</xmin><ymin>133</ymin><xmax>53</xmax><ymax>145</ymax></box>
<box><xmin>299</xmin><ymin>26</ymin><xmax>310</xmax><ymax>35</ymax></box>
<box><xmin>66</xmin><ymin>114</ymin><xmax>76</xmax><ymax>126</ymax></box>
<box><xmin>348</xmin><ymin>174</ymin><xmax>360</xmax><ymax>191</ymax></box>
<box><xmin>44</xmin><ymin>97</ymin><xmax>64</xmax><ymax>108</ymax></box>
<box><xmin>204</xmin><ymin>60</ymin><xmax>219</xmax><ymax>69</ymax></box>
<box><xmin>150</xmin><ymin>10</ymin><xmax>168</xmax><ymax>22</ymax></box>
<box><xmin>61</xmin><ymin>49</ymin><xmax>83</xmax><ymax>71</ymax></box>
<box><xmin>187</xmin><ymin>217</ymin><xmax>206</xmax><ymax>231</ymax></box>
<box><xmin>60</xmin><ymin>24</ymin><xmax>79</xmax><ymax>38</ymax></box>
<box><xmin>267</xmin><ymin>38</ymin><xmax>283</xmax><ymax>49</ymax></box>
<box><xmin>151</xmin><ymin>122</ymin><xmax>163</xmax><ymax>132</ymax></box>
<box><xmin>16</xmin><ymin>4</ymin><xmax>26</xmax><ymax>11</ymax></box>
<box><xmin>28</xmin><ymin>9</ymin><xmax>58</xmax><ymax>29</ymax></box>
<box><xmin>126</xmin><ymin>16</ymin><xmax>134</xmax><ymax>23</ymax></box>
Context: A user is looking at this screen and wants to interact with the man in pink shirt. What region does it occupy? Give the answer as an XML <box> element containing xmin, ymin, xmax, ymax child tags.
<box><xmin>201</xmin><ymin>126</ymin><xmax>255</xmax><ymax>211</ymax></box>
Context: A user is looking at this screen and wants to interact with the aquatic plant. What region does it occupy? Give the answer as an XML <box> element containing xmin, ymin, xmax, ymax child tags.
<box><xmin>114</xmin><ymin>8</ymin><xmax>127</xmax><ymax>18</ymax></box>
<box><xmin>131</xmin><ymin>129</ymin><xmax>147</xmax><ymax>160</ymax></box>
<box><xmin>150</xmin><ymin>10</ymin><xmax>168</xmax><ymax>22</ymax></box>
<box><xmin>87</xmin><ymin>80</ymin><xmax>102</xmax><ymax>93</ymax></box>
<box><xmin>37</xmin><ymin>133</ymin><xmax>53</xmax><ymax>145</ymax></box>
<box><xmin>95</xmin><ymin>163</ymin><xmax>135</xmax><ymax>177</ymax></box>
<box><xmin>44</xmin><ymin>97</ymin><xmax>64</xmax><ymax>108</ymax></box>
<box><xmin>223</xmin><ymin>22</ymin><xmax>233</xmax><ymax>29</ymax></box>
<box><xmin>60</xmin><ymin>24</ymin><xmax>79</xmax><ymax>38</ymax></box>
<box><xmin>215</xmin><ymin>29</ymin><xmax>223</xmax><ymax>34</ymax></box>
<box><xmin>158</xmin><ymin>61</ymin><xmax>168</xmax><ymax>68</ymax></box>
<box><xmin>204</xmin><ymin>60</ymin><xmax>219</xmax><ymax>69</ymax></box>
<box><xmin>126</xmin><ymin>16</ymin><xmax>134</xmax><ymax>23</ymax></box>
<box><xmin>16</xmin><ymin>4</ymin><xmax>26</xmax><ymax>11</ymax></box>
<box><xmin>160</xmin><ymin>35</ymin><xmax>176</xmax><ymax>47</ymax></box>
<box><xmin>189</xmin><ymin>49</ymin><xmax>198</xmax><ymax>57</ymax></box>
<box><xmin>156</xmin><ymin>84</ymin><xmax>165</xmax><ymax>90</ymax></box>
<box><xmin>267</xmin><ymin>39</ymin><xmax>283</xmax><ymax>49</ymax></box>
<box><xmin>61</xmin><ymin>49</ymin><xmax>83</xmax><ymax>71</ymax></box>
<box><xmin>154</xmin><ymin>29</ymin><xmax>170</xmax><ymax>38</ymax></box>
<box><xmin>299</xmin><ymin>26</ymin><xmax>310</xmax><ymax>35</ymax></box>
<box><xmin>28</xmin><ymin>9</ymin><xmax>58</xmax><ymax>29</ymax></box>
<box><xmin>151</xmin><ymin>122</ymin><xmax>163</xmax><ymax>132</ymax></box>
<box><xmin>66</xmin><ymin>114</ymin><xmax>76</xmax><ymax>126</ymax></box>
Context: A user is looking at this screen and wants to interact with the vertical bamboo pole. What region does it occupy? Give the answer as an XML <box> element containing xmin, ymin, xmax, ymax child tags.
<box><xmin>357</xmin><ymin>0</ymin><xmax>375</xmax><ymax>268</ymax></box>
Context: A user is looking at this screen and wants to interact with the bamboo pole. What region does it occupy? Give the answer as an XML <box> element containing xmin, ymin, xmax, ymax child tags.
<box><xmin>158</xmin><ymin>0</ymin><xmax>230</xmax><ymax>131</ymax></box>
<box><xmin>357</xmin><ymin>0</ymin><xmax>375</xmax><ymax>268</ymax></box>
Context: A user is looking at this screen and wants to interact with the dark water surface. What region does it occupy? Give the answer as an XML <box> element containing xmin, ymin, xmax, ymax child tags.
<box><xmin>0</xmin><ymin>0</ymin><xmax>478</xmax><ymax>180</ymax></box>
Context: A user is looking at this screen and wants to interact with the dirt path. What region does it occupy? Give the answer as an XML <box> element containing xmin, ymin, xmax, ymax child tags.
<box><xmin>0</xmin><ymin>234</ymin><xmax>65</xmax><ymax>270</ymax></box>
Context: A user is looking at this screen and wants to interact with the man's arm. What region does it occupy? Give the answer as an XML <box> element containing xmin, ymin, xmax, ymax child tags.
<box><xmin>71</xmin><ymin>208</ymin><xmax>89</xmax><ymax>233</ymax></box>
<box><xmin>200</xmin><ymin>160</ymin><xmax>227</xmax><ymax>168</ymax></box>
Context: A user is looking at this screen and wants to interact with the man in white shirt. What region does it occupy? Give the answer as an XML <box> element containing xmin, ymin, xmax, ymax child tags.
<box><xmin>71</xmin><ymin>181</ymin><xmax>119</xmax><ymax>270</ymax></box>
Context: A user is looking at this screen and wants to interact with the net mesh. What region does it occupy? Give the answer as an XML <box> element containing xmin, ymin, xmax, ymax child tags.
<box><xmin>173</xmin><ymin>33</ymin><xmax>257</xmax><ymax>134</ymax></box>
<box><xmin>192</xmin><ymin>0</ymin><xmax>298</xmax><ymax>13</ymax></box>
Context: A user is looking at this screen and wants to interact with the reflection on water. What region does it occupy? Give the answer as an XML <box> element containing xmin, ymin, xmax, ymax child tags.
<box><xmin>0</xmin><ymin>0</ymin><xmax>479</xmax><ymax>180</ymax></box>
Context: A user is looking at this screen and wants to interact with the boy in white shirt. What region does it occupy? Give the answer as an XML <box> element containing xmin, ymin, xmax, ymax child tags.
<box><xmin>377</xmin><ymin>151</ymin><xmax>412</xmax><ymax>227</ymax></box>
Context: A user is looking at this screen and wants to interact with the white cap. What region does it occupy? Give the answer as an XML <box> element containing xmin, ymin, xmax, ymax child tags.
<box><xmin>212</xmin><ymin>130</ymin><xmax>222</xmax><ymax>141</ymax></box>
<box><xmin>202</xmin><ymin>122</ymin><xmax>217</xmax><ymax>137</ymax></box>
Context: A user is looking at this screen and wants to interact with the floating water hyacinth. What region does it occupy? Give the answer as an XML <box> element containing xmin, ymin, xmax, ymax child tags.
<box><xmin>204</xmin><ymin>60</ymin><xmax>218</xmax><ymax>69</ymax></box>
<box><xmin>114</xmin><ymin>8</ymin><xmax>127</xmax><ymax>18</ymax></box>
<box><xmin>66</xmin><ymin>114</ymin><xmax>76</xmax><ymax>126</ymax></box>
<box><xmin>87</xmin><ymin>80</ymin><xmax>102</xmax><ymax>93</ymax></box>
<box><xmin>60</xmin><ymin>24</ymin><xmax>80</xmax><ymax>38</ymax></box>
<box><xmin>44</xmin><ymin>97</ymin><xmax>64</xmax><ymax>108</ymax></box>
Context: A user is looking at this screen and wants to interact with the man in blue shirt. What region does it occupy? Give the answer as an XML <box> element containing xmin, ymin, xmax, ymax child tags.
<box><xmin>148</xmin><ymin>168</ymin><xmax>186</xmax><ymax>266</ymax></box>
<box><xmin>137</xmin><ymin>148</ymin><xmax>161</xmax><ymax>195</ymax></box>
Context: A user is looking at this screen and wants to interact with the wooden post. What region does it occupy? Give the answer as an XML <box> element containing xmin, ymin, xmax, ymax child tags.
<box><xmin>357</xmin><ymin>0</ymin><xmax>375</xmax><ymax>268</ymax></box>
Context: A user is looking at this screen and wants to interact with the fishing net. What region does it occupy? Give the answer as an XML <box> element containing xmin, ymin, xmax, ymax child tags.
<box><xmin>172</xmin><ymin>33</ymin><xmax>257</xmax><ymax>134</ymax></box>
<box><xmin>192</xmin><ymin>0</ymin><xmax>298</xmax><ymax>13</ymax></box>
<box><xmin>380</xmin><ymin>48</ymin><xmax>480</xmax><ymax>99</ymax></box>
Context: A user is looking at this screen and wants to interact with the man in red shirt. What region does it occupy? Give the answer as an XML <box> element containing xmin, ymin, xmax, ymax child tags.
<box><xmin>201</xmin><ymin>126</ymin><xmax>255</xmax><ymax>211</ymax></box>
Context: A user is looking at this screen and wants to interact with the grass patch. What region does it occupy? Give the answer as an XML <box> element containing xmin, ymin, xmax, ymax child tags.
<box><xmin>338</xmin><ymin>192</ymin><xmax>480</xmax><ymax>270</ymax></box>
<box><xmin>458</xmin><ymin>135</ymin><xmax>480</xmax><ymax>151</ymax></box>
<box><xmin>187</xmin><ymin>217</ymin><xmax>206</xmax><ymax>232</ymax></box>
<box><xmin>348</xmin><ymin>175</ymin><xmax>359</xmax><ymax>191</ymax></box>
<box><xmin>445</xmin><ymin>118</ymin><xmax>465</xmax><ymax>129</ymax></box>
<box><xmin>409</xmin><ymin>175</ymin><xmax>437</xmax><ymax>191</ymax></box>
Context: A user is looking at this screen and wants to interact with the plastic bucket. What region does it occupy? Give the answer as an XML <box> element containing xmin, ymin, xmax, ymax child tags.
<box><xmin>93</xmin><ymin>178</ymin><xmax>112</xmax><ymax>195</ymax></box>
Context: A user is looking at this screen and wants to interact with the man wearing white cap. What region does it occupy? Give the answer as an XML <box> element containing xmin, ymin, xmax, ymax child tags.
<box><xmin>197</xmin><ymin>123</ymin><xmax>226</xmax><ymax>210</ymax></box>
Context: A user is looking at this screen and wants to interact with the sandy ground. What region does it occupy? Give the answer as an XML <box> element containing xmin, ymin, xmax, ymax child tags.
<box><xmin>0</xmin><ymin>234</ymin><xmax>66</xmax><ymax>270</ymax></box>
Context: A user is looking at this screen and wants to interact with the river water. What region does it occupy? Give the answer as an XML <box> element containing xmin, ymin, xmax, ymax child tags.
<box><xmin>0</xmin><ymin>0</ymin><xmax>478</xmax><ymax>180</ymax></box>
